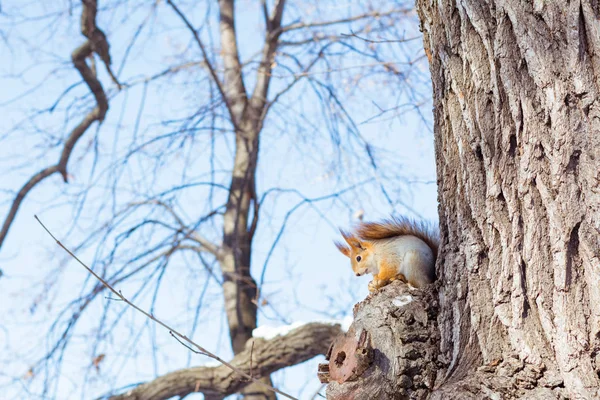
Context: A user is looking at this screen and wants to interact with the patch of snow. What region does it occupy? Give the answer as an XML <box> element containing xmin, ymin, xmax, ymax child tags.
<box><xmin>202</xmin><ymin>360</ymin><xmax>223</xmax><ymax>368</ymax></box>
<box><xmin>338</xmin><ymin>315</ymin><xmax>353</xmax><ymax>331</ymax></box>
<box><xmin>316</xmin><ymin>315</ymin><xmax>353</xmax><ymax>332</ymax></box>
<box><xmin>392</xmin><ymin>294</ymin><xmax>413</xmax><ymax>307</ymax></box>
<box><xmin>253</xmin><ymin>321</ymin><xmax>306</xmax><ymax>340</ymax></box>
<box><xmin>252</xmin><ymin>315</ymin><xmax>355</xmax><ymax>340</ymax></box>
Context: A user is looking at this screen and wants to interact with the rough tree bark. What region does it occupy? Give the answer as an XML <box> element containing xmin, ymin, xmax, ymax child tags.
<box><xmin>418</xmin><ymin>0</ymin><xmax>600</xmax><ymax>398</ymax></box>
<box><xmin>322</xmin><ymin>1</ymin><xmax>600</xmax><ymax>399</ymax></box>
<box><xmin>321</xmin><ymin>281</ymin><xmax>440</xmax><ymax>399</ymax></box>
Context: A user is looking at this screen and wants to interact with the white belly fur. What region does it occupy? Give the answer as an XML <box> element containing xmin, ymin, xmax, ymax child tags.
<box><xmin>374</xmin><ymin>235</ymin><xmax>435</xmax><ymax>286</ymax></box>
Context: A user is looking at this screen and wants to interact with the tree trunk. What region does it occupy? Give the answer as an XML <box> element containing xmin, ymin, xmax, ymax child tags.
<box><xmin>418</xmin><ymin>0</ymin><xmax>600</xmax><ymax>398</ymax></box>
<box><xmin>221</xmin><ymin>123</ymin><xmax>274</xmax><ymax>400</ymax></box>
<box><xmin>217</xmin><ymin>0</ymin><xmax>285</xmax><ymax>396</ymax></box>
<box><xmin>221</xmin><ymin>124</ymin><xmax>259</xmax><ymax>355</ymax></box>
<box><xmin>321</xmin><ymin>1</ymin><xmax>600</xmax><ymax>399</ymax></box>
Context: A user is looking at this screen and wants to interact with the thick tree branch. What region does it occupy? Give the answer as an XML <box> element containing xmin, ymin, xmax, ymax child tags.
<box><xmin>108</xmin><ymin>322</ymin><xmax>342</xmax><ymax>400</ymax></box>
<box><xmin>218</xmin><ymin>0</ymin><xmax>248</xmax><ymax>122</ymax></box>
<box><xmin>248</xmin><ymin>0</ymin><xmax>286</xmax><ymax>121</ymax></box>
<box><xmin>0</xmin><ymin>0</ymin><xmax>110</xmax><ymax>251</ymax></box>
<box><xmin>260</xmin><ymin>0</ymin><xmax>271</xmax><ymax>31</ymax></box>
<box><xmin>80</xmin><ymin>0</ymin><xmax>120</xmax><ymax>87</ymax></box>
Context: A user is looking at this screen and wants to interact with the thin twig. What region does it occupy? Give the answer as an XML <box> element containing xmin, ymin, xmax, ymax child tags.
<box><xmin>34</xmin><ymin>215</ymin><xmax>298</xmax><ymax>400</ymax></box>
<box><xmin>169</xmin><ymin>331</ymin><xmax>208</xmax><ymax>356</ymax></box>
<box><xmin>166</xmin><ymin>0</ymin><xmax>242</xmax><ymax>131</ymax></box>
<box><xmin>341</xmin><ymin>30</ymin><xmax>420</xmax><ymax>44</ymax></box>
<box><xmin>280</xmin><ymin>8</ymin><xmax>410</xmax><ymax>32</ymax></box>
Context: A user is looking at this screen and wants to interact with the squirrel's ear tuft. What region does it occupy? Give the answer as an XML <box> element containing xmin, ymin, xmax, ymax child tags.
<box><xmin>341</xmin><ymin>229</ymin><xmax>364</xmax><ymax>250</ymax></box>
<box><xmin>334</xmin><ymin>241</ymin><xmax>351</xmax><ymax>257</ymax></box>
<box><xmin>340</xmin><ymin>229</ymin><xmax>356</xmax><ymax>247</ymax></box>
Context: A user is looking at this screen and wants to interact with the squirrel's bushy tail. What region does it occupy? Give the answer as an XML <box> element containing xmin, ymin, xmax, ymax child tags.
<box><xmin>355</xmin><ymin>216</ymin><xmax>440</xmax><ymax>259</ymax></box>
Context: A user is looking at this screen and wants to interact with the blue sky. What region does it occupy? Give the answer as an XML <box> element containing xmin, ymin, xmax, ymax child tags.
<box><xmin>0</xmin><ymin>1</ymin><xmax>437</xmax><ymax>398</ymax></box>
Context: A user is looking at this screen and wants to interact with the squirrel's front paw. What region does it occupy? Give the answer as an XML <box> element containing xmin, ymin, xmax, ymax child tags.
<box><xmin>368</xmin><ymin>281</ymin><xmax>376</xmax><ymax>293</ymax></box>
<box><xmin>368</xmin><ymin>279</ymin><xmax>382</xmax><ymax>293</ymax></box>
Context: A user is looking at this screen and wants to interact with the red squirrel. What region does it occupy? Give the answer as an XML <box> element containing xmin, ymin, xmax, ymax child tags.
<box><xmin>335</xmin><ymin>216</ymin><xmax>439</xmax><ymax>292</ymax></box>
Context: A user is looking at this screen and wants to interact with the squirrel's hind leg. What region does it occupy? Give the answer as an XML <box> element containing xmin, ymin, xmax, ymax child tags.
<box><xmin>389</xmin><ymin>273</ymin><xmax>407</xmax><ymax>283</ymax></box>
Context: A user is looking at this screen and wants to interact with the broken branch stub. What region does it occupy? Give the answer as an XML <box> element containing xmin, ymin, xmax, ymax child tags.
<box><xmin>325</xmin><ymin>327</ymin><xmax>374</xmax><ymax>384</ymax></box>
<box><xmin>320</xmin><ymin>281</ymin><xmax>441</xmax><ymax>400</ymax></box>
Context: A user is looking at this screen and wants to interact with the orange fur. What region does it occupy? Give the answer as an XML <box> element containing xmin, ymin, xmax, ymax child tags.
<box><xmin>374</xmin><ymin>258</ymin><xmax>400</xmax><ymax>282</ymax></box>
<box><xmin>354</xmin><ymin>216</ymin><xmax>439</xmax><ymax>261</ymax></box>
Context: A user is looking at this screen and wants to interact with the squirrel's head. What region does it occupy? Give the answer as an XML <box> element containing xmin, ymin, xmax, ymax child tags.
<box><xmin>335</xmin><ymin>229</ymin><xmax>375</xmax><ymax>277</ymax></box>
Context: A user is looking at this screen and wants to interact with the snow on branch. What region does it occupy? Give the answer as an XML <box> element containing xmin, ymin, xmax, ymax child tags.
<box><xmin>253</xmin><ymin>316</ymin><xmax>353</xmax><ymax>340</ymax></box>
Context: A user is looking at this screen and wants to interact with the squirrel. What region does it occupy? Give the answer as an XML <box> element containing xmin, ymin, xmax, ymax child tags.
<box><xmin>335</xmin><ymin>216</ymin><xmax>439</xmax><ymax>292</ymax></box>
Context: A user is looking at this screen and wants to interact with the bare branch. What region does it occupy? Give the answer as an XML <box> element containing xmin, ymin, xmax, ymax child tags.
<box><xmin>257</xmin><ymin>180</ymin><xmax>371</xmax><ymax>291</ymax></box>
<box><xmin>0</xmin><ymin>0</ymin><xmax>110</xmax><ymax>251</ymax></box>
<box><xmin>261</xmin><ymin>48</ymin><xmax>325</xmax><ymax>122</ymax></box>
<box><xmin>34</xmin><ymin>215</ymin><xmax>301</xmax><ymax>400</ymax></box>
<box><xmin>130</xmin><ymin>199</ymin><xmax>220</xmax><ymax>255</ymax></box>
<box><xmin>280</xmin><ymin>8</ymin><xmax>411</xmax><ymax>32</ymax></box>
<box><xmin>248</xmin><ymin>0</ymin><xmax>286</xmax><ymax>119</ymax></box>
<box><xmin>261</xmin><ymin>0</ymin><xmax>271</xmax><ymax>32</ymax></box>
<box><xmin>341</xmin><ymin>30</ymin><xmax>421</xmax><ymax>44</ymax></box>
<box><xmin>189</xmin><ymin>232</ymin><xmax>220</xmax><ymax>256</ymax></box>
<box><xmin>166</xmin><ymin>0</ymin><xmax>239</xmax><ymax>128</ymax></box>
<box><xmin>0</xmin><ymin>165</ymin><xmax>59</xmax><ymax>250</ymax></box>
<box><xmin>80</xmin><ymin>0</ymin><xmax>120</xmax><ymax>87</ymax></box>
<box><xmin>218</xmin><ymin>0</ymin><xmax>249</xmax><ymax>122</ymax></box>
<box><xmin>108</xmin><ymin>322</ymin><xmax>341</xmax><ymax>400</ymax></box>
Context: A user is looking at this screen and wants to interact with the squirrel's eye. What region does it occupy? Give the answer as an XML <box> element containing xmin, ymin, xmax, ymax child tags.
<box><xmin>356</xmin><ymin>255</ymin><xmax>362</xmax><ymax>262</ymax></box>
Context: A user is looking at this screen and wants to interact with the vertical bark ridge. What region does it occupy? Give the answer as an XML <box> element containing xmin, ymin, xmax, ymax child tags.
<box><xmin>417</xmin><ymin>0</ymin><xmax>600</xmax><ymax>397</ymax></box>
